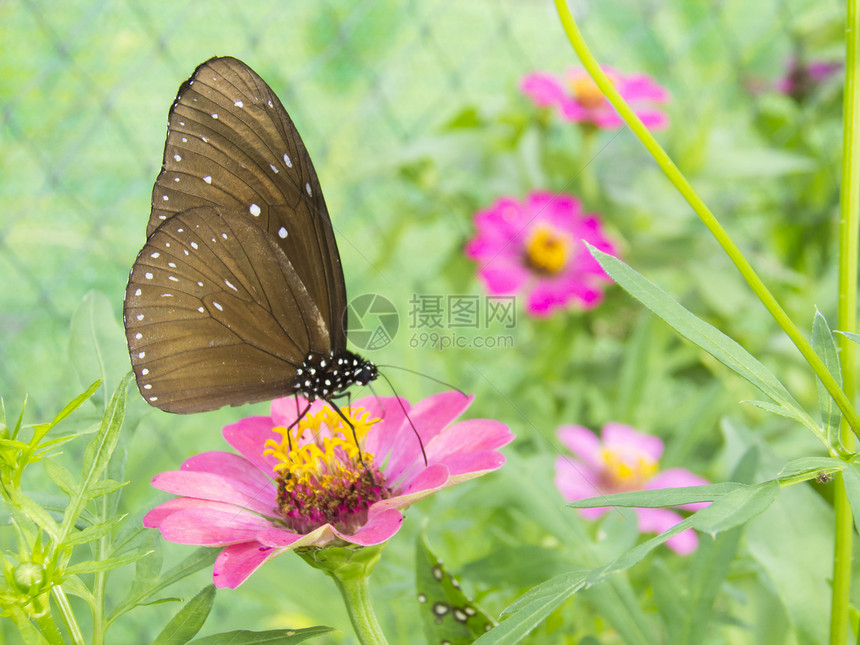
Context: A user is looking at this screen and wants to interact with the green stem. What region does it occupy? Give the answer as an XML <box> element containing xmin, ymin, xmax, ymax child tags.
<box><xmin>30</xmin><ymin>591</ymin><xmax>65</xmax><ymax>644</ymax></box>
<box><xmin>297</xmin><ymin>545</ymin><xmax>388</xmax><ymax>645</ymax></box>
<box><xmin>831</xmin><ymin>0</ymin><xmax>860</xmax><ymax>641</ymax></box>
<box><xmin>332</xmin><ymin>572</ymin><xmax>388</xmax><ymax>645</ymax></box>
<box><xmin>553</xmin><ymin>0</ymin><xmax>860</xmax><ymax>440</ymax></box>
<box><xmin>52</xmin><ymin>586</ymin><xmax>85</xmax><ymax>645</ymax></box>
<box><xmin>91</xmin><ymin>494</ymin><xmax>109</xmax><ymax>645</ymax></box>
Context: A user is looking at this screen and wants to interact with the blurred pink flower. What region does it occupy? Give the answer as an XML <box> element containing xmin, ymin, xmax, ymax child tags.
<box><xmin>554</xmin><ymin>423</ymin><xmax>708</xmax><ymax>555</ymax></box>
<box><xmin>144</xmin><ymin>392</ymin><xmax>514</xmax><ymax>588</ymax></box>
<box><xmin>465</xmin><ymin>191</ymin><xmax>617</xmax><ymax>317</ymax></box>
<box><xmin>521</xmin><ymin>66</ymin><xmax>670</xmax><ymax>130</ymax></box>
<box><xmin>777</xmin><ymin>58</ymin><xmax>842</xmax><ymax>102</ymax></box>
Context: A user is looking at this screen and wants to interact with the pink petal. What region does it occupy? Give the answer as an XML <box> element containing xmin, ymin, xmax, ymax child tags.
<box><xmin>425</xmin><ymin>419</ymin><xmax>514</xmax><ymax>465</ymax></box>
<box><xmin>151</xmin><ymin>470</ymin><xmax>277</xmax><ymax>516</ymax></box>
<box><xmin>647</xmin><ymin>468</ymin><xmax>710</xmax><ymax>511</ymax></box>
<box><xmin>213</xmin><ymin>541</ymin><xmax>284</xmax><ymax>589</ymax></box>
<box><xmin>636</xmin><ymin>507</ymin><xmax>698</xmax><ymax>555</ymax></box>
<box><xmin>182</xmin><ymin>451</ymin><xmax>273</xmax><ymax>489</ymax></box>
<box><xmin>554</xmin><ymin>455</ymin><xmax>605</xmax><ymax>510</ymax></box>
<box><xmin>477</xmin><ymin>263</ymin><xmax>532</xmax><ymax>295</ymax></box>
<box><xmin>602</xmin><ymin>423</ymin><xmax>663</xmax><ymax>461</ymax></box>
<box><xmin>338</xmin><ymin>508</ymin><xmax>404</xmax><ymax>545</ymax></box>
<box><xmin>363</xmin><ymin>396</ymin><xmax>411</xmax><ymax>456</ymax></box>
<box><xmin>442</xmin><ymin>451</ymin><xmax>506</xmax><ymax>479</ymax></box>
<box><xmin>158</xmin><ymin>506</ymin><xmax>277</xmax><ymax>545</ymax></box>
<box><xmin>270</xmin><ymin>396</ymin><xmax>328</xmax><ymax>428</ymax></box>
<box><xmin>616</xmin><ymin>73</ymin><xmax>670</xmax><ymax>103</ymax></box>
<box><xmin>520</xmin><ymin>72</ymin><xmax>568</xmax><ymax>107</ymax></box>
<box><xmin>588</xmin><ymin>108</ymin><xmax>625</xmax><ymax>129</ymax></box>
<box><xmin>381</xmin><ymin>463</ymin><xmax>451</xmax><ymax>507</ymax></box>
<box><xmin>222</xmin><ymin>416</ymin><xmax>281</xmax><ymax>474</ymax></box>
<box><xmin>557</xmin><ymin>425</ymin><xmax>603</xmax><ymax>468</ymax></box>
<box><xmin>635</xmin><ymin>109</ymin><xmax>669</xmax><ymax>130</ymax></box>
<box><xmin>383</xmin><ymin>392</ymin><xmax>473</xmax><ymax>483</ymax></box>
<box><xmin>144</xmin><ymin>497</ymin><xmax>207</xmax><ymax>528</ymax></box>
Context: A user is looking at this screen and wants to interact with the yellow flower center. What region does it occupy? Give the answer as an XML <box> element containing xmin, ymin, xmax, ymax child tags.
<box><xmin>525</xmin><ymin>225</ymin><xmax>570</xmax><ymax>275</ymax></box>
<box><xmin>569</xmin><ymin>75</ymin><xmax>607</xmax><ymax>109</ymax></box>
<box><xmin>600</xmin><ymin>446</ymin><xmax>658</xmax><ymax>491</ymax></box>
<box><xmin>263</xmin><ymin>406</ymin><xmax>390</xmax><ymax>534</ymax></box>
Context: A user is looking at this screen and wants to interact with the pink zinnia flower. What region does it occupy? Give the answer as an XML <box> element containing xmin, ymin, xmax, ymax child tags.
<box><xmin>520</xmin><ymin>66</ymin><xmax>669</xmax><ymax>130</ymax></box>
<box><xmin>144</xmin><ymin>392</ymin><xmax>514</xmax><ymax>588</ymax></box>
<box><xmin>554</xmin><ymin>423</ymin><xmax>708</xmax><ymax>555</ymax></box>
<box><xmin>465</xmin><ymin>190</ymin><xmax>617</xmax><ymax>317</ymax></box>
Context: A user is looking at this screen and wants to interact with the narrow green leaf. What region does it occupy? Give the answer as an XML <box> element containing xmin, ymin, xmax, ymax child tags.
<box><xmin>86</xmin><ymin>479</ymin><xmax>127</xmax><ymax>500</ymax></box>
<box><xmin>109</xmin><ymin>547</ymin><xmax>219</xmax><ymax>624</ymax></box>
<box><xmin>588</xmin><ymin>247</ymin><xmax>822</xmax><ymax>440</ymax></box>
<box><xmin>80</xmin><ymin>372</ymin><xmax>133</xmax><ymax>487</ymax></box>
<box><xmin>63</xmin><ymin>515</ymin><xmax>124</xmax><ymax>547</ymax></box>
<box><xmin>35</xmin><ymin>380</ymin><xmax>102</xmax><ymax>443</ymax></box>
<box><xmin>777</xmin><ymin>457</ymin><xmax>847</xmax><ymax>479</ymax></box>
<box><xmin>690</xmin><ymin>481</ymin><xmax>779</xmax><ymax>536</ymax></box>
<box><xmin>836</xmin><ymin>330</ymin><xmax>860</xmax><ymax>344</ymax></box>
<box><xmin>64</xmin><ymin>550</ymin><xmax>147</xmax><ymax>575</ymax></box>
<box><xmin>152</xmin><ymin>585</ymin><xmax>216</xmax><ymax>645</ymax></box>
<box><xmin>566</xmin><ymin>483</ymin><xmax>744</xmax><ymax>509</ymax></box>
<box><xmin>68</xmin><ymin>290</ymin><xmax>128</xmax><ymax>409</ymax></box>
<box><xmin>840</xmin><ymin>462</ymin><xmax>860</xmax><ymax>536</ymax></box>
<box><xmin>188</xmin><ymin>627</ymin><xmax>335</xmax><ymax>644</ymax></box>
<box><xmin>42</xmin><ymin>459</ymin><xmax>78</xmax><ymax>498</ymax></box>
<box><xmin>9</xmin><ymin>490</ymin><xmax>60</xmax><ymax>538</ymax></box>
<box><xmin>480</xmin><ymin>570</ymin><xmax>588</xmax><ymax>644</ymax></box>
<box><xmin>812</xmin><ymin>310</ymin><xmax>842</xmax><ymax>446</ymax></box>
<box><xmin>60</xmin><ymin>576</ymin><xmax>95</xmax><ymax>607</ymax></box>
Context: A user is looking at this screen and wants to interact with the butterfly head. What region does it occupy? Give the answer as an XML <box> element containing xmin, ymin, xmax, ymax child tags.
<box><xmin>295</xmin><ymin>350</ymin><xmax>378</xmax><ymax>401</ymax></box>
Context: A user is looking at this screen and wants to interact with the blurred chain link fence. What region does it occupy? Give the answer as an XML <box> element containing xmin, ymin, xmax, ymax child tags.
<box><xmin>0</xmin><ymin>0</ymin><xmax>813</xmax><ymax>415</ymax></box>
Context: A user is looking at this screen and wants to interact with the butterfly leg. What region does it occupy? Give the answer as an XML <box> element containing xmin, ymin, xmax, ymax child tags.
<box><xmin>325</xmin><ymin>398</ymin><xmax>374</xmax><ymax>482</ymax></box>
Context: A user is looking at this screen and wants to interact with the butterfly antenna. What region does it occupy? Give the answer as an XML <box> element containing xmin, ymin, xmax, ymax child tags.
<box><xmin>377</xmin><ymin>370</ymin><xmax>428</xmax><ymax>466</ymax></box>
<box><xmin>376</xmin><ymin>364</ymin><xmax>467</xmax><ymax>398</ymax></box>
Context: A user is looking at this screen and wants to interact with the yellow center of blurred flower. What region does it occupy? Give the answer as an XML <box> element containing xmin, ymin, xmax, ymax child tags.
<box><xmin>569</xmin><ymin>75</ymin><xmax>607</xmax><ymax>109</ymax></box>
<box><xmin>263</xmin><ymin>406</ymin><xmax>390</xmax><ymax>534</ymax></box>
<box><xmin>525</xmin><ymin>225</ymin><xmax>570</xmax><ymax>275</ymax></box>
<box><xmin>600</xmin><ymin>447</ymin><xmax>658</xmax><ymax>490</ymax></box>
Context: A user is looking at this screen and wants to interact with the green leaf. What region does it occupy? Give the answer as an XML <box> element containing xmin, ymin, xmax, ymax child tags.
<box><xmin>690</xmin><ymin>481</ymin><xmax>780</xmax><ymax>536</ymax></box>
<box><xmin>777</xmin><ymin>456</ymin><xmax>846</xmax><ymax>479</ymax></box>
<box><xmin>416</xmin><ymin>534</ymin><xmax>495</xmax><ymax>645</ymax></box>
<box><xmin>479</xmin><ymin>570</ymin><xmax>588</xmax><ymax>644</ymax></box>
<box><xmin>566</xmin><ymin>483</ymin><xmax>745</xmax><ymax>509</ymax></box>
<box><xmin>30</xmin><ymin>380</ymin><xmax>102</xmax><ymax>446</ymax></box>
<box><xmin>68</xmin><ymin>290</ymin><xmax>128</xmax><ymax>409</ymax></box>
<box><xmin>188</xmin><ymin>627</ymin><xmax>335</xmax><ymax>644</ymax></box>
<box><xmin>86</xmin><ymin>479</ymin><xmax>127</xmax><ymax>500</ymax></box>
<box><xmin>80</xmin><ymin>372</ymin><xmax>133</xmax><ymax>487</ymax></box>
<box><xmin>840</xmin><ymin>461</ymin><xmax>860</xmax><ymax>536</ymax></box>
<box><xmin>152</xmin><ymin>585</ymin><xmax>216</xmax><ymax>645</ymax></box>
<box><xmin>64</xmin><ymin>550</ymin><xmax>147</xmax><ymax>575</ymax></box>
<box><xmin>42</xmin><ymin>459</ymin><xmax>78</xmax><ymax>498</ymax></box>
<box><xmin>63</xmin><ymin>515</ymin><xmax>124</xmax><ymax>547</ymax></box>
<box><xmin>60</xmin><ymin>576</ymin><xmax>95</xmax><ymax>607</ymax></box>
<box><xmin>588</xmin><ymin>247</ymin><xmax>822</xmax><ymax>440</ymax></box>
<box><xmin>812</xmin><ymin>310</ymin><xmax>842</xmax><ymax>446</ymax></box>
<box><xmin>109</xmin><ymin>547</ymin><xmax>219</xmax><ymax>624</ymax></box>
<box><xmin>836</xmin><ymin>330</ymin><xmax>860</xmax><ymax>344</ymax></box>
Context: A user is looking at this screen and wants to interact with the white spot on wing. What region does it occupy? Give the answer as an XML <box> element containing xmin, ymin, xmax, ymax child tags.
<box><xmin>278</xmin><ymin>226</ymin><xmax>288</xmax><ymax>238</ymax></box>
<box><xmin>144</xmin><ymin>272</ymin><xmax>153</xmax><ymax>280</ymax></box>
<box><xmin>211</xmin><ymin>113</ymin><xmax>218</xmax><ymax>119</ymax></box>
<box><xmin>162</xmin><ymin>195</ymin><xmax>169</xmax><ymax>201</ymax></box>
<box><xmin>269</xmin><ymin>163</ymin><xmax>279</xmax><ymax>173</ymax></box>
<box><xmin>213</xmin><ymin>301</ymin><xmax>223</xmax><ymax>311</ymax></box>
<box><xmin>234</xmin><ymin>100</ymin><xmax>243</xmax><ymax>107</ymax></box>
<box><xmin>305</xmin><ymin>182</ymin><xmax>312</xmax><ymax>196</ymax></box>
<box><xmin>141</xmin><ymin>368</ymin><xmax>149</xmax><ymax>375</ymax></box>
<box><xmin>190</xmin><ymin>242</ymin><xmax>198</xmax><ymax>249</ymax></box>
<box><xmin>173</xmin><ymin>154</ymin><xmax>181</xmax><ymax>162</ymax></box>
<box><xmin>203</xmin><ymin>176</ymin><xmax>212</xmax><ymax>184</ymax></box>
<box><xmin>284</xmin><ymin>153</ymin><xmax>292</xmax><ymax>167</ymax></box>
<box><xmin>250</xmin><ymin>203</ymin><xmax>261</xmax><ymax>216</ymax></box>
<box><xmin>150</xmin><ymin>252</ymin><xmax>160</xmax><ymax>258</ymax></box>
<box><xmin>138</xmin><ymin>351</ymin><xmax>145</xmax><ymax>359</ymax></box>
<box><xmin>134</xmin><ymin>288</ymin><xmax>141</xmax><ymax>296</ymax></box>
<box><xmin>136</xmin><ymin>314</ymin><xmax>144</xmax><ymax>321</ymax></box>
<box><xmin>225</xmin><ymin>279</ymin><xmax>238</xmax><ymax>291</ymax></box>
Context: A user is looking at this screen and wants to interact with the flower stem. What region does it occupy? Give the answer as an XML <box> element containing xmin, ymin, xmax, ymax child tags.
<box><xmin>553</xmin><ymin>0</ymin><xmax>860</xmax><ymax>440</ymax></box>
<box><xmin>297</xmin><ymin>544</ymin><xmax>388</xmax><ymax>645</ymax></box>
<box><xmin>332</xmin><ymin>571</ymin><xmax>388</xmax><ymax>645</ymax></box>
<box><xmin>830</xmin><ymin>0</ymin><xmax>860</xmax><ymax>640</ymax></box>
<box><xmin>52</xmin><ymin>585</ymin><xmax>85</xmax><ymax>645</ymax></box>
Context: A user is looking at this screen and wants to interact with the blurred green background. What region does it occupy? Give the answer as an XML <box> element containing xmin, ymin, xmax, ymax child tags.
<box><xmin>0</xmin><ymin>0</ymin><xmax>849</xmax><ymax>643</ymax></box>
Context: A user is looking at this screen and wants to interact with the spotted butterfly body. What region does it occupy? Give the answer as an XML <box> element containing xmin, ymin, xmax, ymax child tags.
<box><xmin>124</xmin><ymin>56</ymin><xmax>376</xmax><ymax>414</ymax></box>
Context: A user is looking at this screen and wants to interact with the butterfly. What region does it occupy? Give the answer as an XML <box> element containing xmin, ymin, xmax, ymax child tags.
<box><xmin>123</xmin><ymin>56</ymin><xmax>377</xmax><ymax>416</ymax></box>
